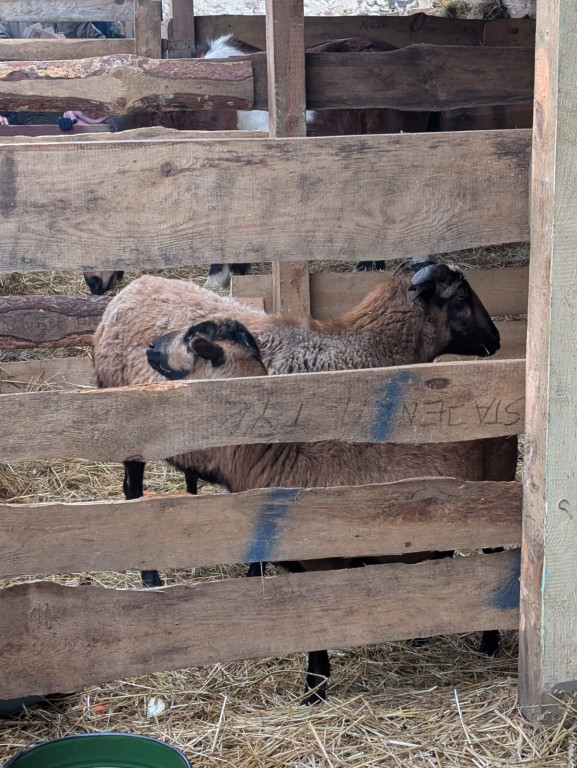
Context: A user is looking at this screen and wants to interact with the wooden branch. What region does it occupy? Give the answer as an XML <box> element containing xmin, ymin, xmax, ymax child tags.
<box><xmin>0</xmin><ymin>550</ymin><xmax>520</xmax><ymax>698</ymax></box>
<box><xmin>0</xmin><ymin>0</ymin><xmax>134</xmax><ymax>22</ymax></box>
<box><xmin>304</xmin><ymin>45</ymin><xmax>535</xmax><ymax>111</ymax></box>
<box><xmin>231</xmin><ymin>267</ymin><xmax>530</xmax><ymax>319</ymax></box>
<box><xmin>0</xmin><ymin>295</ymin><xmax>110</xmax><ymax>349</ymax></box>
<box><xmin>0</xmin><ymin>38</ymin><xmax>135</xmax><ymax>61</ymax></box>
<box><xmin>0</xmin><ymin>130</ymin><xmax>531</xmax><ymax>272</ymax></box>
<box><xmin>0</xmin><ymin>55</ymin><xmax>253</xmax><ymax>115</ymax></box>
<box><xmin>0</xmin><ymin>358</ymin><xmax>525</xmax><ymax>463</ymax></box>
<box><xmin>134</xmin><ymin>0</ymin><xmax>161</xmax><ymax>59</ymax></box>
<box><xmin>0</xmin><ymin>478</ymin><xmax>521</xmax><ymax>578</ymax></box>
<box><xmin>0</xmin><ymin>357</ymin><xmax>95</xmax><ymax>393</ymax></box>
<box><xmin>519</xmin><ymin>0</ymin><xmax>577</xmax><ymax>722</ymax></box>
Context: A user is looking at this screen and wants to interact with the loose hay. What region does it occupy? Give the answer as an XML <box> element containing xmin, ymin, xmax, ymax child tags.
<box><xmin>1</xmin><ymin>632</ymin><xmax>576</xmax><ymax>767</ymax></box>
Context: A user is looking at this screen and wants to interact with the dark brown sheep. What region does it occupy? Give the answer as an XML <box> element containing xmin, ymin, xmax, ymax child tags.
<box><xmin>147</xmin><ymin>315</ymin><xmax>516</xmax><ymax>703</ymax></box>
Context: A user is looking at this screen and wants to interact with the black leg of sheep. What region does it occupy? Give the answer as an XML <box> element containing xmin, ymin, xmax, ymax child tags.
<box><xmin>246</xmin><ymin>562</ymin><xmax>265</xmax><ymax>577</ymax></box>
<box><xmin>123</xmin><ymin>462</ymin><xmax>200</xmax><ymax>588</ymax></box>
<box><xmin>302</xmin><ymin>650</ymin><xmax>331</xmax><ymax>705</ymax></box>
<box><xmin>123</xmin><ymin>460</ymin><xmax>163</xmax><ymax>588</ymax></box>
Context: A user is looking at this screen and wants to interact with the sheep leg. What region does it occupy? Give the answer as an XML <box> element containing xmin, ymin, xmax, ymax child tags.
<box><xmin>478</xmin><ymin>630</ymin><xmax>500</xmax><ymax>656</ymax></box>
<box><xmin>123</xmin><ymin>460</ymin><xmax>145</xmax><ymax>500</ymax></box>
<box><xmin>184</xmin><ymin>468</ymin><xmax>198</xmax><ymax>495</ymax></box>
<box><xmin>123</xmin><ymin>460</ymin><xmax>163</xmax><ymax>588</ymax></box>
<box><xmin>476</xmin><ymin>548</ymin><xmax>503</xmax><ymax>655</ymax></box>
<box><xmin>302</xmin><ymin>650</ymin><xmax>330</xmax><ymax>705</ymax></box>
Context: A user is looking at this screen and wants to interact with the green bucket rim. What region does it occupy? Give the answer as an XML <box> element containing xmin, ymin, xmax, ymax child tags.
<box><xmin>4</xmin><ymin>732</ymin><xmax>192</xmax><ymax>768</ymax></box>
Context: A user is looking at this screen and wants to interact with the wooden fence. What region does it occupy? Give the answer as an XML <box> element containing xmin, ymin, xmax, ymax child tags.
<box><xmin>0</xmin><ymin>0</ymin><xmax>573</xmax><ymax>724</ymax></box>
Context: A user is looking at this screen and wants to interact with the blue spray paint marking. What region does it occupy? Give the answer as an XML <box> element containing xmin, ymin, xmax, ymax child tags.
<box><xmin>491</xmin><ymin>551</ymin><xmax>521</xmax><ymax>610</ymax></box>
<box><xmin>244</xmin><ymin>487</ymin><xmax>295</xmax><ymax>563</ymax></box>
<box><xmin>370</xmin><ymin>369</ymin><xmax>413</xmax><ymax>442</ymax></box>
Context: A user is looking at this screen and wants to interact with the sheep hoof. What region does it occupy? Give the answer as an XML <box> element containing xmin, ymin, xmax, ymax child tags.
<box><xmin>205</xmin><ymin>265</ymin><xmax>231</xmax><ymax>291</ymax></box>
<box><xmin>301</xmin><ymin>687</ymin><xmax>327</xmax><ymax>706</ymax></box>
<box><xmin>477</xmin><ymin>630</ymin><xmax>500</xmax><ymax>656</ymax></box>
<box><xmin>141</xmin><ymin>570</ymin><xmax>163</xmax><ymax>588</ymax></box>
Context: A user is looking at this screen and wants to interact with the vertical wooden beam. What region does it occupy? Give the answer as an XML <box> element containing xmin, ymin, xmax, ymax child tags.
<box><xmin>519</xmin><ymin>0</ymin><xmax>577</xmax><ymax>722</ymax></box>
<box><xmin>167</xmin><ymin>0</ymin><xmax>195</xmax><ymax>55</ymax></box>
<box><xmin>135</xmin><ymin>0</ymin><xmax>162</xmax><ymax>58</ymax></box>
<box><xmin>265</xmin><ymin>0</ymin><xmax>311</xmax><ymax>317</ymax></box>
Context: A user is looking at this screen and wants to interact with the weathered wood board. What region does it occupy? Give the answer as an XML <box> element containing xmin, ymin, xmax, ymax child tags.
<box><xmin>0</xmin><ymin>38</ymin><xmax>135</xmax><ymax>60</ymax></box>
<box><xmin>266</xmin><ymin>0</ymin><xmax>310</xmax><ymax>317</ymax></box>
<box><xmin>194</xmin><ymin>14</ymin><xmax>535</xmax><ymax>50</ymax></box>
<box><xmin>304</xmin><ymin>46</ymin><xmax>534</xmax><ymax>111</ymax></box>
<box><xmin>0</xmin><ymin>47</ymin><xmax>534</xmax><ymax>114</ymax></box>
<box><xmin>0</xmin><ymin>127</ymin><xmax>266</xmax><ymax>143</ymax></box>
<box><xmin>0</xmin><ymin>130</ymin><xmax>531</xmax><ymax>272</ymax></box>
<box><xmin>519</xmin><ymin>0</ymin><xmax>577</xmax><ymax>721</ymax></box>
<box><xmin>0</xmin><ymin>0</ymin><xmax>134</xmax><ymax>22</ymax></box>
<box><xmin>0</xmin><ymin>359</ymin><xmax>525</xmax><ymax>462</ymax></box>
<box><xmin>134</xmin><ymin>0</ymin><xmax>161</xmax><ymax>59</ymax></box>
<box><xmin>0</xmin><ymin>478</ymin><xmax>522</xmax><ymax>578</ymax></box>
<box><xmin>0</xmin><ymin>55</ymin><xmax>253</xmax><ymax>115</ymax></box>
<box><xmin>0</xmin><ymin>356</ymin><xmax>95</xmax><ymax>393</ymax></box>
<box><xmin>0</xmin><ymin>295</ymin><xmax>110</xmax><ymax>349</ymax></box>
<box><xmin>0</xmin><ymin>549</ymin><xmax>520</xmax><ymax>698</ymax></box>
<box><xmin>166</xmin><ymin>0</ymin><xmax>195</xmax><ymax>54</ymax></box>
<box><xmin>231</xmin><ymin>267</ymin><xmax>530</xmax><ymax>319</ymax></box>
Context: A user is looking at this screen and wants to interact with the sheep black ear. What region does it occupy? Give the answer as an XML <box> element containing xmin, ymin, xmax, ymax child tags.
<box><xmin>191</xmin><ymin>337</ymin><xmax>225</xmax><ymax>367</ymax></box>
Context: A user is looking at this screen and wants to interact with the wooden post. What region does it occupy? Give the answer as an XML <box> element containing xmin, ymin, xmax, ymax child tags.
<box><xmin>135</xmin><ymin>0</ymin><xmax>162</xmax><ymax>58</ymax></box>
<box><xmin>265</xmin><ymin>0</ymin><xmax>310</xmax><ymax>317</ymax></box>
<box><xmin>519</xmin><ymin>0</ymin><xmax>577</xmax><ymax>722</ymax></box>
<box><xmin>167</xmin><ymin>0</ymin><xmax>195</xmax><ymax>56</ymax></box>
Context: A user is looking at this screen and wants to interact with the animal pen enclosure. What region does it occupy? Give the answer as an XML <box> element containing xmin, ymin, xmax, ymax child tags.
<box><xmin>0</xmin><ymin>0</ymin><xmax>575</xmax><ymax>763</ymax></box>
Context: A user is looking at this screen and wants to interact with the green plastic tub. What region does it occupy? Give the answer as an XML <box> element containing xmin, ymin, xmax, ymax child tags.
<box><xmin>4</xmin><ymin>733</ymin><xmax>191</xmax><ymax>768</ymax></box>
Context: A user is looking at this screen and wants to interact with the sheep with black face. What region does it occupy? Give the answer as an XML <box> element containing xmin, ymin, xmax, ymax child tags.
<box><xmin>148</xmin><ymin>315</ymin><xmax>516</xmax><ymax>704</ymax></box>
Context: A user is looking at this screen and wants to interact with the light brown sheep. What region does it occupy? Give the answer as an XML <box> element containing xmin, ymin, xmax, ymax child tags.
<box><xmin>93</xmin><ymin>259</ymin><xmax>500</xmax><ymax>390</ymax></box>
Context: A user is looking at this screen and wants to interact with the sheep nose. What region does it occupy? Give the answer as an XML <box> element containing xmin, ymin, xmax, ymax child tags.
<box><xmin>85</xmin><ymin>275</ymin><xmax>104</xmax><ymax>295</ymax></box>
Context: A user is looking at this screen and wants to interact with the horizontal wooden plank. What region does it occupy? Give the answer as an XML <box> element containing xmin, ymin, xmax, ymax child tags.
<box><xmin>231</xmin><ymin>267</ymin><xmax>530</xmax><ymax>319</ymax></box>
<box><xmin>0</xmin><ymin>47</ymin><xmax>534</xmax><ymax>114</ymax></box>
<box><xmin>483</xmin><ymin>18</ymin><xmax>536</xmax><ymax>47</ymax></box>
<box><xmin>0</xmin><ymin>296</ymin><xmax>527</xmax><ymax>356</ymax></box>
<box><xmin>195</xmin><ymin>14</ymin><xmax>489</xmax><ymax>50</ymax></box>
<box><xmin>0</xmin><ymin>358</ymin><xmax>525</xmax><ymax>462</ymax></box>
<box><xmin>0</xmin><ymin>127</ymin><xmax>267</xmax><ymax>143</ymax></box>
<box><xmin>0</xmin><ymin>125</ymin><xmax>110</xmax><ymax>137</ymax></box>
<box><xmin>193</xmin><ymin>15</ymin><xmax>535</xmax><ymax>51</ymax></box>
<box><xmin>0</xmin><ymin>295</ymin><xmax>110</xmax><ymax>349</ymax></box>
<box><xmin>0</xmin><ymin>37</ymin><xmax>135</xmax><ymax>60</ymax></box>
<box><xmin>304</xmin><ymin>46</ymin><xmax>534</xmax><ymax>111</ymax></box>
<box><xmin>0</xmin><ymin>55</ymin><xmax>253</xmax><ymax>115</ymax></box>
<box><xmin>0</xmin><ymin>549</ymin><xmax>520</xmax><ymax>698</ymax></box>
<box><xmin>0</xmin><ymin>130</ymin><xmax>531</xmax><ymax>272</ymax></box>
<box><xmin>0</xmin><ymin>0</ymin><xmax>134</xmax><ymax>22</ymax></box>
<box><xmin>0</xmin><ymin>356</ymin><xmax>95</xmax><ymax>393</ymax></box>
<box><xmin>0</xmin><ymin>479</ymin><xmax>522</xmax><ymax>578</ymax></box>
